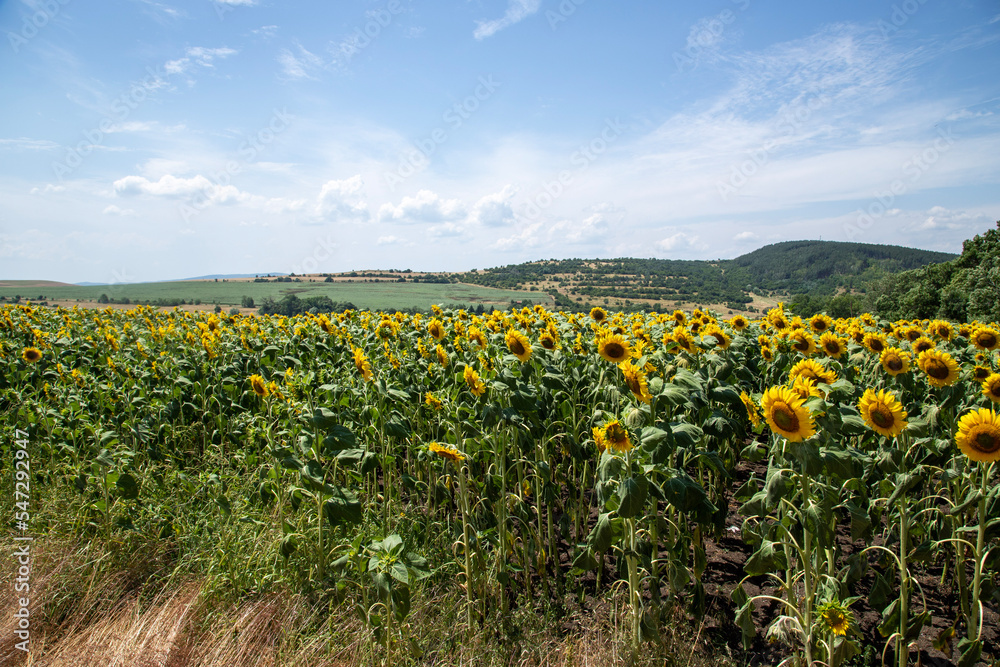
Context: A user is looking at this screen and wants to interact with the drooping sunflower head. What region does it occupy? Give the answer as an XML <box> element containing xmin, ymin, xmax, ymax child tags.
<box><xmin>817</xmin><ymin>601</ymin><xmax>853</xmax><ymax>637</ymax></box>
<box><xmin>982</xmin><ymin>373</ymin><xmax>1000</xmax><ymax>404</ymax></box>
<box><xmin>912</xmin><ymin>336</ymin><xmax>936</xmax><ymax>355</ymax></box>
<box><xmin>597</xmin><ymin>332</ymin><xmax>631</xmax><ymax>363</ymax></box>
<box><xmin>819</xmin><ymin>332</ymin><xmax>846</xmax><ymax>359</ymax></box>
<box><xmin>464</xmin><ymin>366</ymin><xmax>486</xmax><ymax>397</ymax></box>
<box><xmin>428</xmin><ymin>441</ymin><xmax>466</xmax><ymax>463</ymax></box>
<box><xmin>741</xmin><ymin>390</ymin><xmax>761</xmax><ymax>429</ymax></box>
<box><xmin>955</xmin><ymin>408</ymin><xmax>1000</xmax><ymax>463</ymax></box>
<box><xmin>917</xmin><ymin>349</ymin><xmax>960</xmax><ymax>387</ymax></box>
<box><xmin>601</xmin><ymin>419</ymin><xmax>633</xmax><ymax>453</ymax></box>
<box><xmin>589</xmin><ymin>307</ymin><xmax>607</xmax><ymax>324</ymax></box>
<box><xmin>760</xmin><ymin>385</ymin><xmax>816</xmax><ymax>442</ymax></box>
<box><xmin>973</xmin><ymin>327</ymin><xmax>1000</xmax><ymax>351</ymax></box>
<box><xmin>760</xmin><ymin>345</ymin><xmax>775</xmax><ymax>362</ymax></box>
<box><xmin>425</xmin><ymin>392</ymin><xmax>444</xmax><ymax>410</ymax></box>
<box><xmin>539</xmin><ymin>331</ymin><xmax>557</xmax><ymax>350</ymax></box>
<box><xmin>468</xmin><ymin>326</ymin><xmax>488</xmax><ymax>348</ymax></box>
<box><xmin>620</xmin><ymin>360</ymin><xmax>652</xmax><ymax>404</ymax></box>
<box><xmin>22</xmin><ymin>347</ymin><xmax>42</xmax><ymax>363</ymax></box>
<box><xmin>879</xmin><ymin>347</ymin><xmax>911</xmax><ymax>377</ymax></box>
<box><xmin>427</xmin><ymin>318</ymin><xmax>446</xmax><ymax>341</ymax></box>
<box><xmin>672</xmin><ymin>328</ymin><xmax>696</xmax><ymax>354</ymax></box>
<box><xmin>505</xmin><ymin>328</ymin><xmax>532</xmax><ymax>362</ymax></box>
<box><xmin>353</xmin><ymin>347</ymin><xmax>373</xmax><ymax>381</ymax></box>
<box><xmin>249</xmin><ymin>374</ymin><xmax>269</xmax><ymax>397</ymax></box>
<box><xmin>435</xmin><ymin>344</ymin><xmax>450</xmax><ymax>367</ymax></box>
<box><xmin>858</xmin><ymin>388</ymin><xmax>908</xmax><ymax>438</ymax></box>
<box><xmin>789</xmin><ymin>358</ymin><xmax>836</xmax><ymax>385</ymax></box>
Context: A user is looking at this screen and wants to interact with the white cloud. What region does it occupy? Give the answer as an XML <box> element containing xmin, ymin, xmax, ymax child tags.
<box><xmin>493</xmin><ymin>222</ymin><xmax>543</xmax><ymax>251</ymax></box>
<box><xmin>103</xmin><ymin>205</ymin><xmax>136</xmax><ymax>216</ymax></box>
<box><xmin>734</xmin><ymin>230</ymin><xmax>759</xmax><ymax>242</ymax></box>
<box><xmin>471</xmin><ymin>185</ymin><xmax>517</xmax><ymax>226</ymax></box>
<box><xmin>473</xmin><ymin>0</ymin><xmax>541</xmax><ymax>40</ymax></box>
<box><xmin>278</xmin><ymin>42</ymin><xmax>324</xmax><ymax>80</ymax></box>
<box><xmin>655</xmin><ymin>230</ymin><xmax>708</xmax><ymax>254</ymax></box>
<box><xmin>376</xmin><ymin>235</ymin><xmax>404</xmax><ymax>245</ymax></box>
<box><xmin>315</xmin><ymin>175</ymin><xmax>370</xmax><ymax>222</ymax></box>
<box><xmin>165</xmin><ymin>46</ymin><xmax>238</xmax><ymax>75</ymax></box>
<box><xmin>0</xmin><ymin>138</ymin><xmax>59</xmax><ymax>151</ymax></box>
<box><xmin>378</xmin><ymin>190</ymin><xmax>467</xmax><ymax>224</ymax></box>
<box><xmin>30</xmin><ymin>184</ymin><xmax>65</xmax><ymax>195</ymax></box>
<box><xmin>217</xmin><ymin>0</ymin><xmax>255</xmax><ymax>5</ymax></box>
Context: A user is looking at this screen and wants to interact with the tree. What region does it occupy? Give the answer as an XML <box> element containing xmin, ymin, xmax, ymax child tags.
<box><xmin>241</xmin><ymin>296</ymin><xmax>255</xmax><ymax>308</ymax></box>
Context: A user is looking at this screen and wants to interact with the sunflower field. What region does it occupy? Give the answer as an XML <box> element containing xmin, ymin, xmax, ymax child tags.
<box><xmin>1</xmin><ymin>301</ymin><xmax>999</xmax><ymax>665</ymax></box>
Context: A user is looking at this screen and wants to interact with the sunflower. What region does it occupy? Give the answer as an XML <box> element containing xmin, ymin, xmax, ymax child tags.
<box><xmin>902</xmin><ymin>326</ymin><xmax>922</xmax><ymax>343</ymax></box>
<box><xmin>597</xmin><ymin>332</ymin><xmax>631</xmax><ymax>363</ymax></box>
<box><xmin>858</xmin><ymin>388</ymin><xmax>908</xmax><ymax>438</ymax></box>
<box><xmin>789</xmin><ymin>375</ymin><xmax>823</xmax><ymax>401</ymax></box>
<box><xmin>427</xmin><ymin>318</ymin><xmax>446</xmax><ymax>341</ymax></box>
<box><xmin>972</xmin><ymin>327</ymin><xmax>1000</xmax><ymax>351</ymax></box>
<box><xmin>789</xmin><ymin>358</ymin><xmax>836</xmax><ymax>385</ymax></box>
<box><xmin>22</xmin><ymin>347</ymin><xmax>42</xmax><ymax>363</ymax></box>
<box><xmin>435</xmin><ymin>344</ymin><xmax>450</xmax><ymax>367</ymax></box>
<box><xmin>879</xmin><ymin>347</ymin><xmax>911</xmax><ymax>377</ymax></box>
<box><xmin>767</xmin><ymin>308</ymin><xmax>789</xmax><ymax>331</ymax></box>
<box><xmin>760</xmin><ymin>386</ymin><xmax>815</xmax><ymax>442</ymax></box>
<box><xmin>788</xmin><ymin>329</ymin><xmax>817</xmax><ymax>356</ymax></box>
<box><xmin>539</xmin><ymin>331</ymin><xmax>558</xmax><ymax>350</ymax></box>
<box><xmin>428</xmin><ymin>441</ymin><xmax>465</xmax><ymax>463</ymax></box>
<box><xmin>505</xmin><ymin>328</ymin><xmax>532</xmax><ymax>362</ymax></box>
<box><xmin>671</xmin><ymin>310</ymin><xmax>687</xmax><ymax>326</ymax></box>
<box><xmin>620</xmin><ymin>361</ymin><xmax>652</xmax><ymax>404</ymax></box>
<box><xmin>912</xmin><ymin>336</ymin><xmax>936</xmax><ymax>355</ymax></box>
<box><xmin>703</xmin><ymin>324</ymin><xmax>731</xmax><ymax>350</ymax></box>
<box><xmin>863</xmin><ymin>332</ymin><xmax>887</xmax><ymax>354</ymax></box>
<box><xmin>929</xmin><ymin>319</ymin><xmax>953</xmax><ymax>341</ymax></box>
<box><xmin>809</xmin><ymin>314</ymin><xmax>833</xmax><ymax>334</ymax></box>
<box><xmin>816</xmin><ymin>332</ymin><xmax>845</xmax><ymax>359</ymax></box>
<box><xmin>592</xmin><ymin>426</ymin><xmax>607</xmax><ymax>453</ymax></box>
<box><xmin>464</xmin><ymin>366</ymin><xmax>486</xmax><ymax>397</ymax></box>
<box><xmin>589</xmin><ymin>307</ymin><xmax>607</xmax><ymax>323</ymax></box>
<box><xmin>353</xmin><ymin>347</ymin><xmax>373</xmax><ymax>382</ymax></box>
<box><xmin>740</xmin><ymin>390</ymin><xmax>761</xmax><ymax>429</ymax></box>
<box><xmin>467</xmin><ymin>326</ymin><xmax>488</xmax><ymax>348</ymax></box>
<box><xmin>249</xmin><ymin>374</ymin><xmax>269</xmax><ymax>397</ymax></box>
<box><xmin>972</xmin><ymin>365</ymin><xmax>992</xmax><ymax>382</ymax></box>
<box><xmin>982</xmin><ymin>373</ymin><xmax>1000</xmax><ymax>404</ymax></box>
<box><xmin>760</xmin><ymin>345</ymin><xmax>775</xmax><ymax>362</ymax></box>
<box><xmin>730</xmin><ymin>315</ymin><xmax>750</xmax><ymax>332</ymax></box>
<box><xmin>425</xmin><ymin>392</ymin><xmax>443</xmax><ymax>410</ymax></box>
<box><xmin>600</xmin><ymin>419</ymin><xmax>633</xmax><ymax>453</ymax></box>
<box><xmin>817</xmin><ymin>601</ymin><xmax>853</xmax><ymax>637</ymax></box>
<box><xmin>955</xmin><ymin>408</ymin><xmax>1000</xmax><ymax>463</ymax></box>
<box><xmin>673</xmin><ymin>328</ymin><xmax>696</xmax><ymax>354</ymax></box>
<box><xmin>917</xmin><ymin>349</ymin><xmax>960</xmax><ymax>387</ymax></box>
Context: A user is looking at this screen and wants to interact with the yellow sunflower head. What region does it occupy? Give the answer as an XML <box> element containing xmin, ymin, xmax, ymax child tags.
<box><xmin>817</xmin><ymin>601</ymin><xmax>853</xmax><ymax>637</ymax></box>
<box><xmin>597</xmin><ymin>332</ymin><xmax>631</xmax><ymax>363</ymax></box>
<box><xmin>589</xmin><ymin>307</ymin><xmax>607</xmax><ymax>323</ymax></box>
<box><xmin>730</xmin><ymin>315</ymin><xmax>750</xmax><ymax>331</ymax></box>
<box><xmin>703</xmin><ymin>324</ymin><xmax>731</xmax><ymax>350</ymax></box>
<box><xmin>858</xmin><ymin>388</ymin><xmax>908</xmax><ymax>438</ymax></box>
<box><xmin>592</xmin><ymin>425</ymin><xmax>607</xmax><ymax>453</ymax></box>
<box><xmin>427</xmin><ymin>318</ymin><xmax>446</xmax><ymax>341</ymax></box>
<box><xmin>740</xmin><ymin>390</ymin><xmax>761</xmax><ymax>429</ymax></box>
<box><xmin>620</xmin><ymin>361</ymin><xmax>652</xmax><ymax>404</ymax></box>
<box><xmin>353</xmin><ymin>347</ymin><xmax>373</xmax><ymax>381</ymax></box>
<box><xmin>972</xmin><ymin>365</ymin><xmax>992</xmax><ymax>382</ymax></box>
<box><xmin>809</xmin><ymin>314</ymin><xmax>833</xmax><ymax>334</ymax></box>
<box><xmin>760</xmin><ymin>345</ymin><xmax>775</xmax><ymax>362</ymax></box>
<box><xmin>789</xmin><ymin>358</ymin><xmax>836</xmax><ymax>385</ymax></box>
<box><xmin>955</xmin><ymin>408</ymin><xmax>1000</xmax><ymax>463</ymax></box>
<box><xmin>671</xmin><ymin>309</ymin><xmax>687</xmax><ymax>326</ymax></box>
<box><xmin>22</xmin><ymin>347</ymin><xmax>42</xmax><ymax>363</ymax></box>
<box><xmin>505</xmin><ymin>328</ymin><xmax>532</xmax><ymax>362</ymax></box>
<box><xmin>428</xmin><ymin>441</ymin><xmax>466</xmax><ymax>463</ymax></box>
<box><xmin>789</xmin><ymin>375</ymin><xmax>823</xmax><ymax>401</ymax></box>
<box><xmin>819</xmin><ymin>332</ymin><xmax>846</xmax><ymax>359</ymax></box>
<box><xmin>863</xmin><ymin>332</ymin><xmax>887</xmax><ymax>354</ymax></box>
<box><xmin>917</xmin><ymin>349</ymin><xmax>960</xmax><ymax>387</ymax></box>
<box><xmin>600</xmin><ymin>419</ymin><xmax>633</xmax><ymax>453</ymax></box>
<box><xmin>972</xmin><ymin>327</ymin><xmax>999</xmax><ymax>351</ymax></box>
<box><xmin>468</xmin><ymin>326</ymin><xmax>487</xmax><ymax>348</ymax></box>
<box><xmin>425</xmin><ymin>392</ymin><xmax>444</xmax><ymax>410</ymax></box>
<box><xmin>249</xmin><ymin>374</ymin><xmax>269</xmax><ymax>397</ymax></box>
<box><xmin>982</xmin><ymin>373</ymin><xmax>1000</xmax><ymax>404</ymax></box>
<box><xmin>463</xmin><ymin>366</ymin><xmax>486</xmax><ymax>397</ymax></box>
<box><xmin>912</xmin><ymin>336</ymin><xmax>936</xmax><ymax>355</ymax></box>
<box><xmin>879</xmin><ymin>347</ymin><xmax>911</xmax><ymax>377</ymax></box>
<box><xmin>760</xmin><ymin>385</ymin><xmax>816</xmax><ymax>442</ymax></box>
<box><xmin>435</xmin><ymin>344</ymin><xmax>450</xmax><ymax>367</ymax></box>
<box><xmin>539</xmin><ymin>331</ymin><xmax>557</xmax><ymax>350</ymax></box>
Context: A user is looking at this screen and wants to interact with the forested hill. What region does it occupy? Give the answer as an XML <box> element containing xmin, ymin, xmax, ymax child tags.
<box><xmin>457</xmin><ymin>240</ymin><xmax>956</xmax><ymax>313</ymax></box>
<box><xmin>728</xmin><ymin>240</ymin><xmax>956</xmax><ymax>293</ymax></box>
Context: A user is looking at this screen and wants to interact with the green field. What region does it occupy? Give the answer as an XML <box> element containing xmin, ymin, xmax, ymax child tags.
<box><xmin>0</xmin><ymin>278</ymin><xmax>554</xmax><ymax>311</ymax></box>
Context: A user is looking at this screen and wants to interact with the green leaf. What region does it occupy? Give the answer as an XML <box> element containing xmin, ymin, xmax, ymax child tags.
<box><xmin>324</xmin><ymin>486</ymin><xmax>363</xmax><ymax>525</ymax></box>
<box><xmin>571</xmin><ymin>548</ymin><xmax>599</xmax><ymax>571</ymax></box>
<box><xmin>310</xmin><ymin>407</ymin><xmax>338</xmax><ymax>430</ymax></box>
<box><xmin>323</xmin><ymin>425</ymin><xmax>358</xmax><ymax>452</ymax></box>
<box><xmin>115</xmin><ymin>473</ymin><xmax>139</xmax><ymax>500</ymax></box>
<box><xmin>587</xmin><ymin>512</ymin><xmax>621</xmax><ymax>553</ymax></box>
<box><xmin>744</xmin><ymin>540</ymin><xmax>787</xmax><ymax>576</ymax></box>
<box><xmin>617</xmin><ymin>476</ymin><xmax>648</xmax><ymax>518</ymax></box>
<box><xmin>95</xmin><ymin>448</ymin><xmax>115</xmax><ymax>468</ymax></box>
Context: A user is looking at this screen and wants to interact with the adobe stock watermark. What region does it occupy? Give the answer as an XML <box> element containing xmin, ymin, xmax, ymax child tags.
<box><xmin>290</xmin><ymin>234</ymin><xmax>338</xmax><ymax>276</ymax></box>
<box><xmin>332</xmin><ymin>0</ymin><xmax>404</xmax><ymax>63</ymax></box>
<box><xmin>51</xmin><ymin>66</ymin><xmax>166</xmax><ymax>179</ymax></box>
<box><xmin>844</xmin><ymin>126</ymin><xmax>955</xmax><ymax>242</ymax></box>
<box><xmin>717</xmin><ymin>94</ymin><xmax>829</xmax><ymax>202</ymax></box>
<box><xmin>7</xmin><ymin>0</ymin><xmax>71</xmax><ymax>53</ymax></box>
<box><xmin>12</xmin><ymin>428</ymin><xmax>32</xmax><ymax>654</ymax></box>
<box><xmin>383</xmin><ymin>75</ymin><xmax>501</xmax><ymax>192</ymax></box>
<box><xmin>673</xmin><ymin>0</ymin><xmax>750</xmax><ymax>73</ymax></box>
<box><xmin>546</xmin><ymin>0</ymin><xmax>587</xmax><ymax>30</ymax></box>
<box><xmin>178</xmin><ymin>108</ymin><xmax>292</xmax><ymax>223</ymax></box>
<box><xmin>878</xmin><ymin>0</ymin><xmax>930</xmax><ymax>37</ymax></box>
<box><xmin>519</xmin><ymin>117</ymin><xmax>625</xmax><ymax>221</ymax></box>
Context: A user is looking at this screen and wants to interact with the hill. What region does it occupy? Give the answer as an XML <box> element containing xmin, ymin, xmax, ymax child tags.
<box><xmin>457</xmin><ymin>240</ymin><xmax>957</xmax><ymax>315</ymax></box>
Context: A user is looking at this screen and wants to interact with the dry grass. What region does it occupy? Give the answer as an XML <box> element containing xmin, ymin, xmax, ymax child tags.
<box><xmin>0</xmin><ymin>537</ymin><xmax>732</xmax><ymax>667</ymax></box>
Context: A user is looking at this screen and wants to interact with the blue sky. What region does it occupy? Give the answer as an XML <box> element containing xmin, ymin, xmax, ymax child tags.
<box><xmin>1</xmin><ymin>0</ymin><xmax>999</xmax><ymax>283</ymax></box>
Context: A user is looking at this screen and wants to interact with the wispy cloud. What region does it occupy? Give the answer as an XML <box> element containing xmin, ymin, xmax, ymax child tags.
<box><xmin>277</xmin><ymin>41</ymin><xmax>325</xmax><ymax>80</ymax></box>
<box><xmin>165</xmin><ymin>46</ymin><xmax>238</xmax><ymax>75</ymax></box>
<box><xmin>473</xmin><ymin>0</ymin><xmax>541</xmax><ymax>40</ymax></box>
